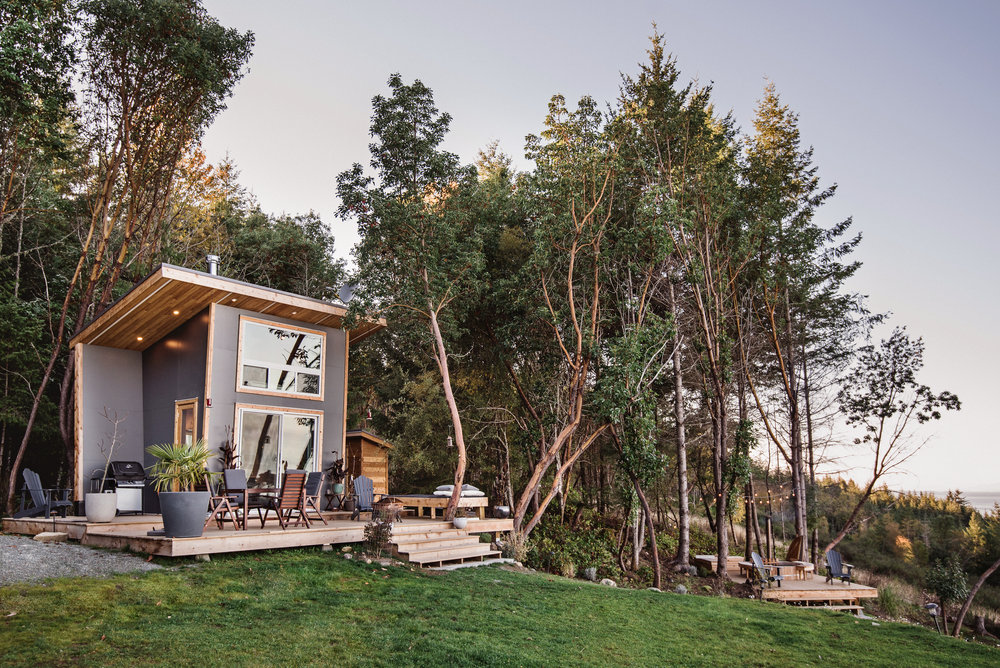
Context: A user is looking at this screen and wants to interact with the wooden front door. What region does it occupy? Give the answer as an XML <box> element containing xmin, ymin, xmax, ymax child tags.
<box><xmin>174</xmin><ymin>398</ymin><xmax>198</xmax><ymax>445</ymax></box>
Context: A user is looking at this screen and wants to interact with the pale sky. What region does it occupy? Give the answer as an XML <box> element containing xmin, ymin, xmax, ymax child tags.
<box><xmin>199</xmin><ymin>1</ymin><xmax>999</xmax><ymax>492</ymax></box>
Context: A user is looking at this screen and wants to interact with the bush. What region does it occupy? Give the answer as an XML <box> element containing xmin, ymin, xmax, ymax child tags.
<box><xmin>926</xmin><ymin>556</ymin><xmax>970</xmax><ymax>606</ymax></box>
<box><xmin>363</xmin><ymin>518</ymin><xmax>392</xmax><ymax>558</ymax></box>
<box><xmin>878</xmin><ymin>583</ymin><xmax>906</xmax><ymax>618</ymax></box>
<box><xmin>526</xmin><ymin>517</ymin><xmax>617</xmax><ymax>578</ymax></box>
<box><xmin>498</xmin><ymin>531</ymin><xmax>528</xmax><ymax>561</ymax></box>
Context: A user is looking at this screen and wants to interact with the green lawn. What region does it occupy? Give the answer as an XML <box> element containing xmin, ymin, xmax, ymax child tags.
<box><xmin>0</xmin><ymin>547</ymin><xmax>995</xmax><ymax>667</ymax></box>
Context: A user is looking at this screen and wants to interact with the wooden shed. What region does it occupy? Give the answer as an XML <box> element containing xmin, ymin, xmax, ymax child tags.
<box><xmin>345</xmin><ymin>430</ymin><xmax>392</xmax><ymax>495</ymax></box>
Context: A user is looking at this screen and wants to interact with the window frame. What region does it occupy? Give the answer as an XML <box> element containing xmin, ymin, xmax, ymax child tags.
<box><xmin>236</xmin><ymin>315</ymin><xmax>326</xmax><ymax>401</ymax></box>
<box><xmin>234</xmin><ymin>403</ymin><xmax>324</xmax><ymax>488</ymax></box>
<box><xmin>174</xmin><ymin>397</ymin><xmax>199</xmax><ymax>445</ymax></box>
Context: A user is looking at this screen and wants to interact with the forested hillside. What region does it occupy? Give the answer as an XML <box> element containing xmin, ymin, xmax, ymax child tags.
<box><xmin>3</xmin><ymin>0</ymin><xmax>994</xmax><ymax>636</ymax></box>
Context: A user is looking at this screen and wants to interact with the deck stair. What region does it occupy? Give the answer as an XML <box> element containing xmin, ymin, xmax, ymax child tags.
<box><xmin>391</xmin><ymin>522</ymin><xmax>500</xmax><ymax>567</ymax></box>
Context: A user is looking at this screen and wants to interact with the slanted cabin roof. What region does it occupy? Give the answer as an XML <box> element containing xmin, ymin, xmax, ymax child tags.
<box><xmin>68</xmin><ymin>263</ymin><xmax>385</xmax><ymax>351</ymax></box>
<box><xmin>345</xmin><ymin>429</ymin><xmax>394</xmax><ymax>450</ymax></box>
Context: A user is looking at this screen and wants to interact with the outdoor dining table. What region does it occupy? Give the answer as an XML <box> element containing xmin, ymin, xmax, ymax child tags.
<box><xmin>241</xmin><ymin>487</ymin><xmax>278</xmax><ymax>529</ymax></box>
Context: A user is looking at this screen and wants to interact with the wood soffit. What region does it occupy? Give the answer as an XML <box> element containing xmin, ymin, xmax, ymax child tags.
<box><xmin>69</xmin><ymin>264</ymin><xmax>386</xmax><ymax>351</ymax></box>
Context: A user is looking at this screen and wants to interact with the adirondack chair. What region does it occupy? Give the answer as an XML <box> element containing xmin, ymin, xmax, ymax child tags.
<box><xmin>302</xmin><ymin>471</ymin><xmax>328</xmax><ymax>525</ymax></box>
<box><xmin>259</xmin><ymin>469</ymin><xmax>309</xmax><ymax>529</ymax></box>
<box><xmin>825</xmin><ymin>549</ymin><xmax>854</xmax><ymax>585</ymax></box>
<box><xmin>750</xmin><ymin>551</ymin><xmax>785</xmax><ymax>592</ymax></box>
<box><xmin>13</xmin><ymin>468</ymin><xmax>72</xmax><ymax>519</ymax></box>
<box><xmin>350</xmin><ymin>475</ymin><xmax>384</xmax><ymax>521</ymax></box>
<box><xmin>222</xmin><ymin>468</ymin><xmax>266</xmax><ymax>529</ymax></box>
<box><xmin>784</xmin><ymin>535</ymin><xmax>804</xmax><ymax>562</ymax></box>
<box><xmin>203</xmin><ymin>474</ymin><xmax>239</xmax><ymax>531</ymax></box>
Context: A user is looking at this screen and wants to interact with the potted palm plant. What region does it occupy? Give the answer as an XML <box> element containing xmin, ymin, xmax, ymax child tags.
<box><xmin>147</xmin><ymin>439</ymin><xmax>214</xmax><ymax>538</ymax></box>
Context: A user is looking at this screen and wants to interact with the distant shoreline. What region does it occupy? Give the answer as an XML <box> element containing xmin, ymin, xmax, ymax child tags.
<box><xmin>923</xmin><ymin>490</ymin><xmax>1000</xmax><ymax>515</ymax></box>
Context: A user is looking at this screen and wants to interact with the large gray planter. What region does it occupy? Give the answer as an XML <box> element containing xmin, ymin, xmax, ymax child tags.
<box><xmin>158</xmin><ymin>491</ymin><xmax>210</xmax><ymax>538</ymax></box>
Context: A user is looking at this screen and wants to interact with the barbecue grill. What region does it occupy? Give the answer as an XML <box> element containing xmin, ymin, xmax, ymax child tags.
<box><xmin>96</xmin><ymin>461</ymin><xmax>146</xmax><ymax>514</ymax></box>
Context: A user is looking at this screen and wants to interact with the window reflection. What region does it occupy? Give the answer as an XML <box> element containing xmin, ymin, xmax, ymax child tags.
<box><xmin>240</xmin><ymin>409</ymin><xmax>318</xmax><ymax>488</ymax></box>
<box><xmin>239</xmin><ymin>319</ymin><xmax>323</xmax><ymax>397</ymax></box>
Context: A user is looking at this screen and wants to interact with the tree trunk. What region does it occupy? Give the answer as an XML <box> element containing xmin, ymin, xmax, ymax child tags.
<box><xmin>712</xmin><ymin>395</ymin><xmax>729</xmax><ymax>578</ymax></box>
<box><xmin>669</xmin><ymin>282</ymin><xmax>690</xmax><ymax>569</ymax></box>
<box><xmin>428</xmin><ymin>309</ymin><xmax>466</xmax><ymax>521</ymax></box>
<box><xmin>634</xmin><ymin>479</ymin><xmax>661</xmax><ymax>588</ymax></box>
<box><xmin>952</xmin><ymin>555</ymin><xmax>1000</xmax><ymax>638</ymax></box>
<box><xmin>824</xmin><ymin>477</ymin><xmax>878</xmax><ymax>553</ymax></box>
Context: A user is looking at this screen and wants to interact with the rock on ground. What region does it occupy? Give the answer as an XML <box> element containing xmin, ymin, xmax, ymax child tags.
<box><xmin>0</xmin><ymin>534</ymin><xmax>162</xmax><ymax>585</ymax></box>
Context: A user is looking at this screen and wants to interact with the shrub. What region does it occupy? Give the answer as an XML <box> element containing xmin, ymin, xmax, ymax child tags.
<box><xmin>526</xmin><ymin>517</ymin><xmax>617</xmax><ymax>578</ymax></box>
<box><xmin>926</xmin><ymin>556</ymin><xmax>970</xmax><ymax>606</ymax></box>
<box><xmin>363</xmin><ymin>518</ymin><xmax>392</xmax><ymax>558</ymax></box>
<box><xmin>499</xmin><ymin>531</ymin><xmax>528</xmax><ymax>562</ymax></box>
<box><xmin>878</xmin><ymin>583</ymin><xmax>906</xmax><ymax>618</ymax></box>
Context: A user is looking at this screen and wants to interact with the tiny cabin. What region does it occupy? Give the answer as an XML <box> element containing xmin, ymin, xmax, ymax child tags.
<box><xmin>69</xmin><ymin>263</ymin><xmax>384</xmax><ymax>512</ymax></box>
<box><xmin>344</xmin><ymin>430</ymin><xmax>392</xmax><ymax>496</ymax></box>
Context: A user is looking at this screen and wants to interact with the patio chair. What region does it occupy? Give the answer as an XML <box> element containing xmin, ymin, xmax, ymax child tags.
<box><xmin>203</xmin><ymin>474</ymin><xmax>240</xmax><ymax>531</ymax></box>
<box><xmin>825</xmin><ymin>549</ymin><xmax>854</xmax><ymax>585</ymax></box>
<box><xmin>260</xmin><ymin>469</ymin><xmax>310</xmax><ymax>529</ymax></box>
<box><xmin>750</xmin><ymin>551</ymin><xmax>784</xmax><ymax>593</ymax></box>
<box><xmin>784</xmin><ymin>535</ymin><xmax>804</xmax><ymax>562</ymax></box>
<box><xmin>301</xmin><ymin>471</ymin><xmax>328</xmax><ymax>525</ymax></box>
<box><xmin>13</xmin><ymin>468</ymin><xmax>73</xmax><ymax>519</ymax></box>
<box><xmin>351</xmin><ymin>475</ymin><xmax>385</xmax><ymax>521</ymax></box>
<box><xmin>222</xmin><ymin>469</ymin><xmax>267</xmax><ymax>529</ymax></box>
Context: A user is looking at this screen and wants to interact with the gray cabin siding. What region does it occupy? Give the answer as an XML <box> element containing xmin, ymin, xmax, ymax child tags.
<box><xmin>206</xmin><ymin>304</ymin><xmax>346</xmax><ymax>482</ymax></box>
<box><xmin>140</xmin><ymin>307</ymin><xmax>210</xmax><ymax>510</ymax></box>
<box><xmin>79</xmin><ymin>345</ymin><xmax>144</xmax><ymax>493</ymax></box>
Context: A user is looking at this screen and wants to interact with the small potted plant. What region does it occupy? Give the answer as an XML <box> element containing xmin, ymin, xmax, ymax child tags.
<box><xmin>452</xmin><ymin>509</ymin><xmax>470</xmax><ymax>530</ymax></box>
<box><xmin>147</xmin><ymin>439</ymin><xmax>214</xmax><ymax>538</ymax></box>
<box><xmin>341</xmin><ymin>475</ymin><xmax>356</xmax><ymax>513</ymax></box>
<box><xmin>86</xmin><ymin>408</ymin><xmax>124</xmax><ymax>523</ymax></box>
<box><xmin>326</xmin><ymin>458</ymin><xmax>346</xmax><ymax>495</ymax></box>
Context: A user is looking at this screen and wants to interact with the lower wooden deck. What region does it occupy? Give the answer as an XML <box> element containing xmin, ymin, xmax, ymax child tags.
<box><xmin>2</xmin><ymin>514</ymin><xmax>514</xmax><ymax>558</ymax></box>
<box><xmin>695</xmin><ymin>553</ymin><xmax>878</xmax><ymax>606</ymax></box>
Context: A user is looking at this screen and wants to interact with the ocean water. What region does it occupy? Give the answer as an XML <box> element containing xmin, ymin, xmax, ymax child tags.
<box><xmin>929</xmin><ymin>491</ymin><xmax>1000</xmax><ymax>515</ymax></box>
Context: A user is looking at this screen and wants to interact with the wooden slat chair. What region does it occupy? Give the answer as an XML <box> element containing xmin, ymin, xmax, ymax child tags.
<box><xmin>13</xmin><ymin>468</ymin><xmax>73</xmax><ymax>519</ymax></box>
<box><xmin>260</xmin><ymin>470</ymin><xmax>309</xmax><ymax>529</ymax></box>
<box><xmin>203</xmin><ymin>474</ymin><xmax>239</xmax><ymax>531</ymax></box>
<box><xmin>750</xmin><ymin>551</ymin><xmax>785</xmax><ymax>595</ymax></box>
<box><xmin>825</xmin><ymin>549</ymin><xmax>854</xmax><ymax>585</ymax></box>
<box><xmin>222</xmin><ymin>469</ymin><xmax>266</xmax><ymax>529</ymax></box>
<box><xmin>302</xmin><ymin>471</ymin><xmax>328</xmax><ymax>525</ymax></box>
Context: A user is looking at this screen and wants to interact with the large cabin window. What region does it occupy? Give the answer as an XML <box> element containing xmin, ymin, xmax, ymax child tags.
<box><xmin>236</xmin><ymin>405</ymin><xmax>322</xmax><ymax>488</ymax></box>
<box><xmin>237</xmin><ymin>316</ymin><xmax>325</xmax><ymax>400</ymax></box>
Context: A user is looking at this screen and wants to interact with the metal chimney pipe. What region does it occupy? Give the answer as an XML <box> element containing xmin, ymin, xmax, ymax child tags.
<box><xmin>206</xmin><ymin>254</ymin><xmax>220</xmax><ymax>275</ymax></box>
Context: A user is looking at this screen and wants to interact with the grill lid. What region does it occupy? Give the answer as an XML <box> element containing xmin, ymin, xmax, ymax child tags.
<box><xmin>106</xmin><ymin>461</ymin><xmax>146</xmax><ymax>481</ymax></box>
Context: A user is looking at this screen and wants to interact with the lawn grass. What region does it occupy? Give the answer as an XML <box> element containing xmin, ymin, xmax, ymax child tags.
<box><xmin>0</xmin><ymin>547</ymin><xmax>996</xmax><ymax>667</ymax></box>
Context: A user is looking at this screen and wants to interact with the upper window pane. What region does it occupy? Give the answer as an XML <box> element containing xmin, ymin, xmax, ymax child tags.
<box><xmin>238</xmin><ymin>319</ymin><xmax>324</xmax><ymax>398</ymax></box>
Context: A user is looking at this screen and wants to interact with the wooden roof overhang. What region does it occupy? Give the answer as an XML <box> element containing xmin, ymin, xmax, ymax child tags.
<box><xmin>68</xmin><ymin>264</ymin><xmax>386</xmax><ymax>351</ymax></box>
<box><xmin>345</xmin><ymin>429</ymin><xmax>394</xmax><ymax>449</ymax></box>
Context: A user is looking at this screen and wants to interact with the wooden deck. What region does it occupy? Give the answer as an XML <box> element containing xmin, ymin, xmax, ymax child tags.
<box><xmin>2</xmin><ymin>513</ymin><xmax>514</xmax><ymax>559</ymax></box>
<box><xmin>696</xmin><ymin>554</ymin><xmax>878</xmax><ymax>608</ymax></box>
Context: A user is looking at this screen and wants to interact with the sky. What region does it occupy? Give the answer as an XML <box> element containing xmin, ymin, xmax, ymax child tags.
<box><xmin>198</xmin><ymin>1</ymin><xmax>999</xmax><ymax>493</ymax></box>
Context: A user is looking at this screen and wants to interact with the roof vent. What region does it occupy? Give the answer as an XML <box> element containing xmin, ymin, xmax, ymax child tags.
<box><xmin>206</xmin><ymin>254</ymin><xmax>220</xmax><ymax>276</ymax></box>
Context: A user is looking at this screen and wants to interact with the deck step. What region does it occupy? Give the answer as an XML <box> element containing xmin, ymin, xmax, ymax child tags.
<box><xmin>393</xmin><ymin>535</ymin><xmax>482</xmax><ymax>551</ymax></box>
<box><xmin>809</xmin><ymin>604</ymin><xmax>864</xmax><ymax>614</ymax></box>
<box><xmin>391</xmin><ymin>529</ymin><xmax>468</xmax><ymax>544</ymax></box>
<box><xmin>390</xmin><ymin>523</ymin><xmax>462</xmax><ymax>536</ymax></box>
<box><xmin>401</xmin><ymin>543</ymin><xmax>499</xmax><ymax>564</ymax></box>
<box><xmin>407</xmin><ymin>546</ymin><xmax>502</xmax><ymax>566</ymax></box>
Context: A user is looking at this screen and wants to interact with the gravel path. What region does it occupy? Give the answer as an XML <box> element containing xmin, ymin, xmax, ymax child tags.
<box><xmin>0</xmin><ymin>534</ymin><xmax>163</xmax><ymax>585</ymax></box>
